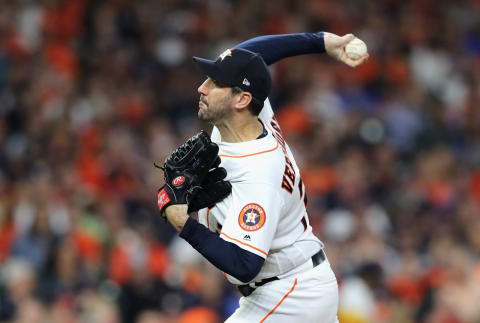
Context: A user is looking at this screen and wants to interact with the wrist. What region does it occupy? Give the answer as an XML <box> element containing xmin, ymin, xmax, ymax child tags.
<box><xmin>165</xmin><ymin>204</ymin><xmax>189</xmax><ymax>232</ymax></box>
<box><xmin>313</xmin><ymin>31</ymin><xmax>326</xmax><ymax>52</ymax></box>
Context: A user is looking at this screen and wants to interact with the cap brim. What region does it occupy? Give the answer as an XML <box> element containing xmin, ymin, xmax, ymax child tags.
<box><xmin>192</xmin><ymin>57</ymin><xmax>232</xmax><ymax>86</ymax></box>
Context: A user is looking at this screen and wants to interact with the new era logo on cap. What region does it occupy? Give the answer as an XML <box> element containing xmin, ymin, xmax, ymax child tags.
<box><xmin>242</xmin><ymin>78</ymin><xmax>250</xmax><ymax>86</ymax></box>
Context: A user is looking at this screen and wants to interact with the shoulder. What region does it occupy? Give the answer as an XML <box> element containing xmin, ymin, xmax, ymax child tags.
<box><xmin>219</xmin><ymin>133</ymin><xmax>284</xmax><ymax>177</ymax></box>
<box><xmin>223</xmin><ymin>155</ymin><xmax>285</xmax><ymax>193</ymax></box>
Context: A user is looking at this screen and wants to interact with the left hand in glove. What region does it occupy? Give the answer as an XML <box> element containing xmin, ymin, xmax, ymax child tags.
<box><xmin>187</xmin><ymin>166</ymin><xmax>232</xmax><ymax>213</ymax></box>
<box><xmin>156</xmin><ymin>130</ymin><xmax>231</xmax><ymax>216</ymax></box>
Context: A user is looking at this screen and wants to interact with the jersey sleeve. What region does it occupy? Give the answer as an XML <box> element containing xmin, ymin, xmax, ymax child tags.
<box><xmin>235</xmin><ymin>32</ymin><xmax>325</xmax><ymax>66</ymax></box>
<box><xmin>219</xmin><ymin>183</ymin><xmax>283</xmax><ymax>259</ymax></box>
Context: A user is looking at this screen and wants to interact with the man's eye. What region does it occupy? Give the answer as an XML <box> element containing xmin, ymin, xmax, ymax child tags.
<box><xmin>211</xmin><ymin>79</ymin><xmax>225</xmax><ymax>88</ymax></box>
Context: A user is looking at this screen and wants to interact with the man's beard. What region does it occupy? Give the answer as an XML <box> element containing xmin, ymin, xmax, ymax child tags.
<box><xmin>198</xmin><ymin>105</ymin><xmax>216</xmax><ymax>123</ymax></box>
<box><xmin>198</xmin><ymin>97</ymin><xmax>232</xmax><ymax>124</ymax></box>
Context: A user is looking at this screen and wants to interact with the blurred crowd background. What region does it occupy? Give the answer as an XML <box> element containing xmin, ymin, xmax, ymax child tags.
<box><xmin>0</xmin><ymin>0</ymin><xmax>480</xmax><ymax>322</ymax></box>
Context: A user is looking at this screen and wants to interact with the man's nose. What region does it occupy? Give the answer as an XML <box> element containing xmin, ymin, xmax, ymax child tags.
<box><xmin>198</xmin><ymin>79</ymin><xmax>209</xmax><ymax>95</ymax></box>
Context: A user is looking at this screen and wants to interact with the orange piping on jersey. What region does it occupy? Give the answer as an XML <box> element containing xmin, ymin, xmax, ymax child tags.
<box><xmin>206</xmin><ymin>207</ymin><xmax>211</xmax><ymax>229</ymax></box>
<box><xmin>260</xmin><ymin>278</ymin><xmax>298</xmax><ymax>323</ymax></box>
<box><xmin>220</xmin><ymin>232</ymin><xmax>268</xmax><ymax>256</ymax></box>
<box><xmin>218</xmin><ymin>141</ymin><xmax>279</xmax><ymax>158</ymax></box>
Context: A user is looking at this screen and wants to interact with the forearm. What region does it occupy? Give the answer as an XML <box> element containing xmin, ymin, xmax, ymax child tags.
<box><xmin>236</xmin><ymin>32</ymin><xmax>325</xmax><ymax>66</ymax></box>
<box><xmin>165</xmin><ymin>206</ymin><xmax>264</xmax><ymax>282</ymax></box>
<box><xmin>180</xmin><ymin>217</ymin><xmax>263</xmax><ymax>282</ymax></box>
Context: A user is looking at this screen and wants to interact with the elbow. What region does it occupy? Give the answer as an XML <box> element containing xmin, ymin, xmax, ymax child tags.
<box><xmin>234</xmin><ymin>259</ymin><xmax>264</xmax><ymax>283</ymax></box>
<box><xmin>235</xmin><ymin>271</ymin><xmax>260</xmax><ymax>284</ymax></box>
<box><xmin>238</xmin><ymin>269</ymin><xmax>262</xmax><ymax>284</ymax></box>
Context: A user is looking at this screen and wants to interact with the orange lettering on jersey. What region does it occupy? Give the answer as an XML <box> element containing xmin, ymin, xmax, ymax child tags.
<box><xmin>281</xmin><ymin>163</ymin><xmax>295</xmax><ymax>194</ymax></box>
<box><xmin>285</xmin><ymin>156</ymin><xmax>294</xmax><ymax>172</ymax></box>
<box><xmin>270</xmin><ymin>121</ymin><xmax>287</xmax><ymax>154</ymax></box>
<box><xmin>281</xmin><ymin>176</ymin><xmax>293</xmax><ymax>193</ymax></box>
<box><xmin>270</xmin><ymin>121</ymin><xmax>296</xmax><ymax>194</ymax></box>
<box><xmin>238</xmin><ymin>203</ymin><xmax>266</xmax><ymax>231</ymax></box>
<box><xmin>298</xmin><ymin>178</ymin><xmax>304</xmax><ymax>199</ymax></box>
<box><xmin>284</xmin><ymin>164</ymin><xmax>295</xmax><ymax>183</ymax></box>
<box><xmin>274</xmin><ymin>131</ymin><xmax>287</xmax><ymax>154</ymax></box>
<box><xmin>270</xmin><ymin>118</ymin><xmax>283</xmax><ymax>135</ymax></box>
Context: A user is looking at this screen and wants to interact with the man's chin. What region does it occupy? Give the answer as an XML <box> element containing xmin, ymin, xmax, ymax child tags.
<box><xmin>198</xmin><ymin>110</ymin><xmax>212</xmax><ymax>122</ymax></box>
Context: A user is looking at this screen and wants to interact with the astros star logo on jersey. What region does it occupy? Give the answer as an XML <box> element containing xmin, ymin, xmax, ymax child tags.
<box><xmin>238</xmin><ymin>203</ymin><xmax>266</xmax><ymax>231</ymax></box>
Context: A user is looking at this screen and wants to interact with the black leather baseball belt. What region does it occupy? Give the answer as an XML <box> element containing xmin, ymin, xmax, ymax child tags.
<box><xmin>237</xmin><ymin>249</ymin><xmax>326</xmax><ymax>297</ymax></box>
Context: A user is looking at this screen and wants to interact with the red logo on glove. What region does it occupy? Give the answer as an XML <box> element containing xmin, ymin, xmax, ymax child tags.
<box><xmin>172</xmin><ymin>176</ymin><xmax>185</xmax><ymax>186</ymax></box>
<box><xmin>157</xmin><ymin>188</ymin><xmax>171</xmax><ymax>210</ymax></box>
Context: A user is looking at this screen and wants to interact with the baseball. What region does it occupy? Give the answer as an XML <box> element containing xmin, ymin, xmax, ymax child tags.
<box><xmin>345</xmin><ymin>37</ymin><xmax>368</xmax><ymax>60</ymax></box>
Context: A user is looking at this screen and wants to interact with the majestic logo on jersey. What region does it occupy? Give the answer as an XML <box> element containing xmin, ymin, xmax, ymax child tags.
<box><xmin>238</xmin><ymin>203</ymin><xmax>266</xmax><ymax>231</ymax></box>
<box><xmin>219</xmin><ymin>49</ymin><xmax>232</xmax><ymax>61</ymax></box>
<box><xmin>171</xmin><ymin>176</ymin><xmax>185</xmax><ymax>187</ymax></box>
<box><xmin>243</xmin><ymin>234</ymin><xmax>251</xmax><ymax>241</ymax></box>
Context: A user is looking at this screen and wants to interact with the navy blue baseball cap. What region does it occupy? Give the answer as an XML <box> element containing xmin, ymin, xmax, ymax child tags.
<box><xmin>193</xmin><ymin>48</ymin><xmax>272</xmax><ymax>102</ymax></box>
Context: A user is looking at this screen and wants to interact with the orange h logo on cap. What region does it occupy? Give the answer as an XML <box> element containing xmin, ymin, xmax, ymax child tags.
<box><xmin>219</xmin><ymin>49</ymin><xmax>232</xmax><ymax>61</ymax></box>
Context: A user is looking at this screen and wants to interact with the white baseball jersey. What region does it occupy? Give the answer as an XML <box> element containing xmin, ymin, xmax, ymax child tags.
<box><xmin>199</xmin><ymin>99</ymin><xmax>324</xmax><ymax>285</ymax></box>
<box><xmin>201</xmin><ymin>99</ymin><xmax>339</xmax><ymax>323</ymax></box>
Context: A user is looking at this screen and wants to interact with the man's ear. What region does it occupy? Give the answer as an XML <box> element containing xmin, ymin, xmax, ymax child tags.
<box><xmin>232</xmin><ymin>91</ymin><xmax>252</xmax><ymax>111</ymax></box>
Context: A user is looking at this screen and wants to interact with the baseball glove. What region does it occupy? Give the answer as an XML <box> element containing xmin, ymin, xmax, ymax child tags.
<box><xmin>156</xmin><ymin>130</ymin><xmax>231</xmax><ymax>215</ymax></box>
<box><xmin>187</xmin><ymin>166</ymin><xmax>231</xmax><ymax>213</ymax></box>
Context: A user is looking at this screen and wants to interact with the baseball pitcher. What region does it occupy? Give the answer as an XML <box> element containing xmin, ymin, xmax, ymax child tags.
<box><xmin>157</xmin><ymin>32</ymin><xmax>368</xmax><ymax>322</ymax></box>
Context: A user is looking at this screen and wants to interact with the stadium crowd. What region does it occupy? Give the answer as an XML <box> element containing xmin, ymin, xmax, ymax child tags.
<box><xmin>0</xmin><ymin>0</ymin><xmax>480</xmax><ymax>322</ymax></box>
